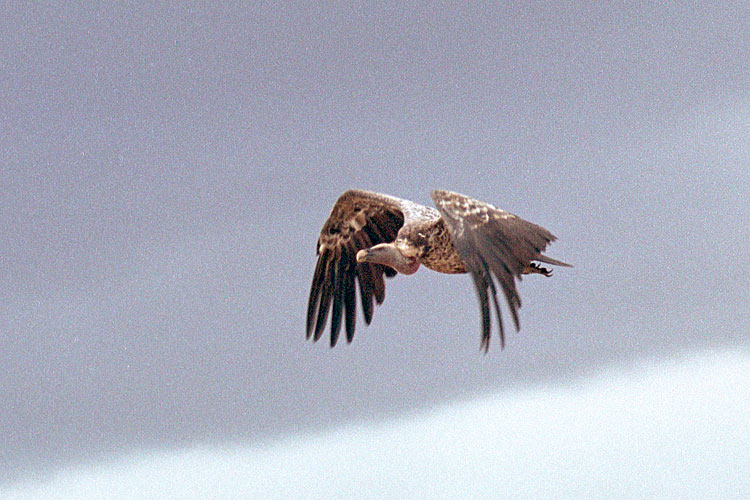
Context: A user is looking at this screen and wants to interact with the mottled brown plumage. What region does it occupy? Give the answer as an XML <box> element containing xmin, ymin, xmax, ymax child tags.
<box><xmin>306</xmin><ymin>189</ymin><xmax>571</xmax><ymax>351</ymax></box>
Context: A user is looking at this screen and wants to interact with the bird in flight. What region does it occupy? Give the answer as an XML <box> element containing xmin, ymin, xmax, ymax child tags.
<box><xmin>306</xmin><ymin>189</ymin><xmax>571</xmax><ymax>351</ymax></box>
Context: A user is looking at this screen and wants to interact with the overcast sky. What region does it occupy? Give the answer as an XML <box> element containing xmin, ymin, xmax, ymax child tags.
<box><xmin>1</xmin><ymin>1</ymin><xmax>749</xmax><ymax>495</ymax></box>
<box><xmin>5</xmin><ymin>351</ymin><xmax>748</xmax><ymax>499</ymax></box>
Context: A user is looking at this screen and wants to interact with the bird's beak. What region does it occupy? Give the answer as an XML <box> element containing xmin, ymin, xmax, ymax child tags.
<box><xmin>356</xmin><ymin>244</ymin><xmax>389</xmax><ymax>264</ymax></box>
<box><xmin>355</xmin><ymin>243</ymin><xmax>420</xmax><ymax>275</ymax></box>
<box><xmin>356</xmin><ymin>249</ymin><xmax>369</xmax><ymax>263</ymax></box>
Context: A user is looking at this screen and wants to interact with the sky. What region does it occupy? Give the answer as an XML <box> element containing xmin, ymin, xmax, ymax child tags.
<box><xmin>4</xmin><ymin>350</ymin><xmax>749</xmax><ymax>499</ymax></box>
<box><xmin>1</xmin><ymin>1</ymin><xmax>749</xmax><ymax>495</ymax></box>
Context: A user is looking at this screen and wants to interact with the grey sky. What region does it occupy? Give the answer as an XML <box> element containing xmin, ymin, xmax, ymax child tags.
<box><xmin>1</xmin><ymin>1</ymin><xmax>749</xmax><ymax>487</ymax></box>
<box><xmin>5</xmin><ymin>351</ymin><xmax>749</xmax><ymax>499</ymax></box>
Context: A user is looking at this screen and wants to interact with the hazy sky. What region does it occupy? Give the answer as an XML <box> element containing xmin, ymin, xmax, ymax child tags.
<box><xmin>5</xmin><ymin>351</ymin><xmax>749</xmax><ymax>499</ymax></box>
<box><xmin>2</xmin><ymin>1</ymin><xmax>749</xmax><ymax>493</ymax></box>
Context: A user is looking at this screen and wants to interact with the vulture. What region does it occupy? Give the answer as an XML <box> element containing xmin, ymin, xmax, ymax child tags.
<box><xmin>306</xmin><ymin>189</ymin><xmax>571</xmax><ymax>351</ymax></box>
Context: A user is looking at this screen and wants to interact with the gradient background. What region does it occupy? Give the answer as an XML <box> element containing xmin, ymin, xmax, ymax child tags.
<box><xmin>2</xmin><ymin>2</ymin><xmax>749</xmax><ymax>497</ymax></box>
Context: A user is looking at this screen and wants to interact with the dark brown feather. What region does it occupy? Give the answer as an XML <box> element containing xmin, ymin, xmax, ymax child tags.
<box><xmin>313</xmin><ymin>259</ymin><xmax>334</xmax><ymax>341</ymax></box>
<box><xmin>306</xmin><ymin>251</ymin><xmax>327</xmax><ymax>338</ymax></box>
<box><xmin>344</xmin><ymin>271</ymin><xmax>357</xmax><ymax>342</ymax></box>
<box><xmin>356</xmin><ymin>264</ymin><xmax>375</xmax><ymax>325</ymax></box>
<box><xmin>329</xmin><ymin>254</ymin><xmax>348</xmax><ymax>346</ymax></box>
<box><xmin>469</xmin><ymin>269</ymin><xmax>491</xmax><ymax>352</ymax></box>
<box><xmin>479</xmin><ymin>258</ymin><xmax>505</xmax><ymax>350</ymax></box>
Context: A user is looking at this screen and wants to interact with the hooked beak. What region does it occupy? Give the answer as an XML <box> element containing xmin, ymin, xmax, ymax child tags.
<box><xmin>356</xmin><ymin>243</ymin><xmax>420</xmax><ymax>275</ymax></box>
<box><xmin>356</xmin><ymin>245</ymin><xmax>386</xmax><ymax>263</ymax></box>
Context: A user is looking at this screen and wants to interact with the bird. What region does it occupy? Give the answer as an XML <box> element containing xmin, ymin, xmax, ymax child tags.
<box><xmin>306</xmin><ymin>189</ymin><xmax>571</xmax><ymax>351</ymax></box>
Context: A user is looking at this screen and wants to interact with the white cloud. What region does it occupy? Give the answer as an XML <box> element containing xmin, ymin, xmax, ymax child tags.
<box><xmin>5</xmin><ymin>350</ymin><xmax>750</xmax><ymax>500</ymax></box>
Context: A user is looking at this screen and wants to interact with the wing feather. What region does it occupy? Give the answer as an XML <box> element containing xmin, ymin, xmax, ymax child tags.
<box><xmin>479</xmin><ymin>257</ymin><xmax>506</xmax><ymax>350</ymax></box>
<box><xmin>356</xmin><ymin>264</ymin><xmax>375</xmax><ymax>325</ymax></box>
<box><xmin>469</xmin><ymin>266</ymin><xmax>491</xmax><ymax>352</ymax></box>
<box><xmin>313</xmin><ymin>258</ymin><xmax>334</xmax><ymax>341</ymax></box>
<box><xmin>343</xmin><ymin>270</ymin><xmax>357</xmax><ymax>342</ymax></box>
<box><xmin>371</xmin><ymin>265</ymin><xmax>386</xmax><ymax>304</ymax></box>
<box><xmin>363</xmin><ymin>222</ymin><xmax>387</xmax><ymax>247</ymax></box>
<box><xmin>306</xmin><ymin>251</ymin><xmax>327</xmax><ymax>337</ymax></box>
<box><xmin>329</xmin><ymin>253</ymin><xmax>347</xmax><ymax>346</ymax></box>
<box><xmin>431</xmin><ymin>190</ymin><xmax>570</xmax><ymax>349</ymax></box>
<box><xmin>306</xmin><ymin>190</ymin><xmax>407</xmax><ymax>345</ymax></box>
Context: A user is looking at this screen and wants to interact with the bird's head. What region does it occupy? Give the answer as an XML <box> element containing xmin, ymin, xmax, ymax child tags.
<box><xmin>356</xmin><ymin>243</ymin><xmax>420</xmax><ymax>275</ymax></box>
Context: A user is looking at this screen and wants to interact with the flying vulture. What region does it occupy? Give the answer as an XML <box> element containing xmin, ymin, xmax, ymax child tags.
<box><xmin>306</xmin><ymin>189</ymin><xmax>571</xmax><ymax>351</ymax></box>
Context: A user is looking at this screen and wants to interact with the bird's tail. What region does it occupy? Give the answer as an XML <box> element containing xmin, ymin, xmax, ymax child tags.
<box><xmin>536</xmin><ymin>254</ymin><xmax>573</xmax><ymax>268</ymax></box>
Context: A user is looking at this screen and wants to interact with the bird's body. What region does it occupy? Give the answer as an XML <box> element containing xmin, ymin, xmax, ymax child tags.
<box><xmin>416</xmin><ymin>217</ymin><xmax>468</xmax><ymax>274</ymax></box>
<box><xmin>306</xmin><ymin>189</ymin><xmax>571</xmax><ymax>351</ymax></box>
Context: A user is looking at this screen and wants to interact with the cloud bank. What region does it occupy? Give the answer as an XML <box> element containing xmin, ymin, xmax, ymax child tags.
<box><xmin>5</xmin><ymin>350</ymin><xmax>749</xmax><ymax>499</ymax></box>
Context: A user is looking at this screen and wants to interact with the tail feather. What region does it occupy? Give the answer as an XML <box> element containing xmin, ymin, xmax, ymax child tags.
<box><xmin>536</xmin><ymin>254</ymin><xmax>573</xmax><ymax>268</ymax></box>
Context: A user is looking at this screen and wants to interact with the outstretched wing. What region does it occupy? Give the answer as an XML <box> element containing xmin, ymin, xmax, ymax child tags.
<box><xmin>307</xmin><ymin>190</ymin><xmax>406</xmax><ymax>346</ymax></box>
<box><xmin>431</xmin><ymin>190</ymin><xmax>571</xmax><ymax>351</ymax></box>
